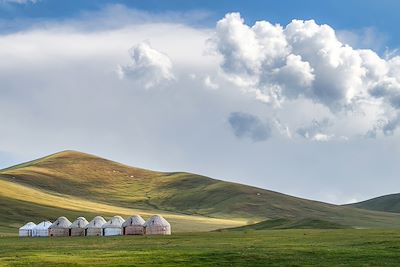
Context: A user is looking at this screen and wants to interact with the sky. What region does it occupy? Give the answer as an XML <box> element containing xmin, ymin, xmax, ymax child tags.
<box><xmin>1</xmin><ymin>0</ymin><xmax>400</xmax><ymax>204</ymax></box>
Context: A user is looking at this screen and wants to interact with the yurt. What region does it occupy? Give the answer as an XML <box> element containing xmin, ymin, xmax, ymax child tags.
<box><xmin>70</xmin><ymin>217</ymin><xmax>89</xmax><ymax>236</ymax></box>
<box><xmin>144</xmin><ymin>215</ymin><xmax>171</xmax><ymax>235</ymax></box>
<box><xmin>19</xmin><ymin>222</ymin><xmax>36</xmax><ymax>237</ymax></box>
<box><xmin>102</xmin><ymin>216</ymin><xmax>125</xmax><ymax>236</ymax></box>
<box><xmin>33</xmin><ymin>221</ymin><xmax>52</xmax><ymax>237</ymax></box>
<box><xmin>49</xmin><ymin>217</ymin><xmax>72</xmax><ymax>237</ymax></box>
<box><xmin>122</xmin><ymin>215</ymin><xmax>145</xmax><ymax>235</ymax></box>
<box><xmin>85</xmin><ymin>216</ymin><xmax>106</xmax><ymax>236</ymax></box>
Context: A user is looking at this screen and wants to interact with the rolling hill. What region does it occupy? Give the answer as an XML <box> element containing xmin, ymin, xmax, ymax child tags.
<box><xmin>346</xmin><ymin>194</ymin><xmax>400</xmax><ymax>213</ymax></box>
<box><xmin>1</xmin><ymin>150</ymin><xmax>400</xmax><ymax>235</ymax></box>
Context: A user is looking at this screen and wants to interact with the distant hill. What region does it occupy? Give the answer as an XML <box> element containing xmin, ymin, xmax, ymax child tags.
<box><xmin>1</xmin><ymin>150</ymin><xmax>400</xmax><ymax>235</ymax></box>
<box><xmin>219</xmin><ymin>218</ymin><xmax>349</xmax><ymax>231</ymax></box>
<box><xmin>346</xmin><ymin>194</ymin><xmax>400</xmax><ymax>213</ymax></box>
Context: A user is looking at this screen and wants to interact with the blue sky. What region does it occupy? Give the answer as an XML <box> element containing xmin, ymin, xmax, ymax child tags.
<box><xmin>1</xmin><ymin>0</ymin><xmax>400</xmax><ymax>204</ymax></box>
<box><xmin>1</xmin><ymin>0</ymin><xmax>399</xmax><ymax>55</ymax></box>
<box><xmin>1</xmin><ymin>0</ymin><xmax>400</xmax><ymax>43</ymax></box>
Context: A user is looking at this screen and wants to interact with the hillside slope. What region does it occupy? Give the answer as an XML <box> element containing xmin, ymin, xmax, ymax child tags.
<box><xmin>1</xmin><ymin>150</ymin><xmax>400</xmax><ymax>234</ymax></box>
<box><xmin>0</xmin><ymin>178</ymin><xmax>243</xmax><ymax>235</ymax></box>
<box><xmin>220</xmin><ymin>218</ymin><xmax>349</xmax><ymax>231</ymax></box>
<box><xmin>346</xmin><ymin>194</ymin><xmax>400</xmax><ymax>213</ymax></box>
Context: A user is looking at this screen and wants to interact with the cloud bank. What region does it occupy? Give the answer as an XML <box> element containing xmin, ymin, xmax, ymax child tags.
<box><xmin>211</xmin><ymin>13</ymin><xmax>400</xmax><ymax>138</ymax></box>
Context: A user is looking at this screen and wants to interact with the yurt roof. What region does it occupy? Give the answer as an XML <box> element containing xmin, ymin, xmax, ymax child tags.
<box><xmin>19</xmin><ymin>222</ymin><xmax>36</xmax><ymax>230</ymax></box>
<box><xmin>144</xmin><ymin>215</ymin><xmax>170</xmax><ymax>227</ymax></box>
<box><xmin>34</xmin><ymin>220</ymin><xmax>53</xmax><ymax>230</ymax></box>
<box><xmin>49</xmin><ymin>216</ymin><xmax>72</xmax><ymax>229</ymax></box>
<box><xmin>86</xmin><ymin>216</ymin><xmax>107</xmax><ymax>228</ymax></box>
<box><xmin>122</xmin><ymin>215</ymin><xmax>145</xmax><ymax>227</ymax></box>
<box><xmin>70</xmin><ymin>217</ymin><xmax>89</xmax><ymax>228</ymax></box>
<box><xmin>102</xmin><ymin>215</ymin><xmax>125</xmax><ymax>228</ymax></box>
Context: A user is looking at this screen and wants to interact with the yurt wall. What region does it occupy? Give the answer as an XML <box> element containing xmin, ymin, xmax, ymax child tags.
<box><xmin>49</xmin><ymin>217</ymin><xmax>72</xmax><ymax>237</ymax></box>
<box><xmin>102</xmin><ymin>216</ymin><xmax>125</xmax><ymax>236</ymax></box>
<box><xmin>19</xmin><ymin>222</ymin><xmax>36</xmax><ymax>237</ymax></box>
<box><xmin>70</xmin><ymin>217</ymin><xmax>89</xmax><ymax>237</ymax></box>
<box><xmin>123</xmin><ymin>215</ymin><xmax>145</xmax><ymax>235</ymax></box>
<box><xmin>85</xmin><ymin>216</ymin><xmax>106</xmax><ymax>236</ymax></box>
<box><xmin>33</xmin><ymin>221</ymin><xmax>52</xmax><ymax>237</ymax></box>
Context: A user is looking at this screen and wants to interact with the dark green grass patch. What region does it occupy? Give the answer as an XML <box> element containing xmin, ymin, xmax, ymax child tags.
<box><xmin>221</xmin><ymin>218</ymin><xmax>350</xmax><ymax>231</ymax></box>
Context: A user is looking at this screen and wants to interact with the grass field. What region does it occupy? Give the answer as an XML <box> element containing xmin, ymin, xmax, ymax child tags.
<box><xmin>1</xmin><ymin>229</ymin><xmax>400</xmax><ymax>266</ymax></box>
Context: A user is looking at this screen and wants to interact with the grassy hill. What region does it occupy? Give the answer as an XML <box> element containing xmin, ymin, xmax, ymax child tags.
<box><xmin>1</xmin><ymin>150</ymin><xmax>400</xmax><ymax>235</ymax></box>
<box><xmin>346</xmin><ymin>194</ymin><xmax>400</xmax><ymax>213</ymax></box>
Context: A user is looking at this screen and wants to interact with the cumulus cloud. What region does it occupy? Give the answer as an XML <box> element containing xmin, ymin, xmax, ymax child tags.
<box><xmin>228</xmin><ymin>112</ymin><xmax>272</xmax><ymax>141</ymax></box>
<box><xmin>118</xmin><ymin>42</ymin><xmax>175</xmax><ymax>88</ymax></box>
<box><xmin>211</xmin><ymin>13</ymin><xmax>400</xmax><ymax>135</ymax></box>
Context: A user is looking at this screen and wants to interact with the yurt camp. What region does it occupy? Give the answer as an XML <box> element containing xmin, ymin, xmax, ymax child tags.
<box><xmin>122</xmin><ymin>215</ymin><xmax>145</xmax><ymax>235</ymax></box>
<box><xmin>33</xmin><ymin>221</ymin><xmax>52</xmax><ymax>237</ymax></box>
<box><xmin>144</xmin><ymin>215</ymin><xmax>171</xmax><ymax>235</ymax></box>
<box><xmin>70</xmin><ymin>217</ymin><xmax>89</xmax><ymax>236</ymax></box>
<box><xmin>85</xmin><ymin>216</ymin><xmax>106</xmax><ymax>236</ymax></box>
<box><xmin>19</xmin><ymin>222</ymin><xmax>36</xmax><ymax>237</ymax></box>
<box><xmin>49</xmin><ymin>217</ymin><xmax>72</xmax><ymax>237</ymax></box>
<box><xmin>102</xmin><ymin>216</ymin><xmax>125</xmax><ymax>236</ymax></box>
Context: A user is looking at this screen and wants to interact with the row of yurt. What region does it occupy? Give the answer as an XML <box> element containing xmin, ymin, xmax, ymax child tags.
<box><xmin>19</xmin><ymin>215</ymin><xmax>171</xmax><ymax>237</ymax></box>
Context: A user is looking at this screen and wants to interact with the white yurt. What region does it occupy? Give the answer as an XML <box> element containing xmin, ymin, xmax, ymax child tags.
<box><xmin>122</xmin><ymin>215</ymin><xmax>145</xmax><ymax>235</ymax></box>
<box><xmin>70</xmin><ymin>217</ymin><xmax>89</xmax><ymax>236</ymax></box>
<box><xmin>144</xmin><ymin>215</ymin><xmax>171</xmax><ymax>235</ymax></box>
<box><xmin>85</xmin><ymin>216</ymin><xmax>106</xmax><ymax>236</ymax></box>
<box><xmin>102</xmin><ymin>216</ymin><xmax>125</xmax><ymax>236</ymax></box>
<box><xmin>49</xmin><ymin>217</ymin><xmax>72</xmax><ymax>237</ymax></box>
<box><xmin>33</xmin><ymin>220</ymin><xmax>52</xmax><ymax>237</ymax></box>
<box><xmin>19</xmin><ymin>222</ymin><xmax>36</xmax><ymax>237</ymax></box>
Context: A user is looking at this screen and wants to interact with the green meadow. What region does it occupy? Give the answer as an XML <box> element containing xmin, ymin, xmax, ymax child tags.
<box><xmin>2</xmin><ymin>151</ymin><xmax>400</xmax><ymax>266</ymax></box>
<box><xmin>1</xmin><ymin>229</ymin><xmax>400</xmax><ymax>266</ymax></box>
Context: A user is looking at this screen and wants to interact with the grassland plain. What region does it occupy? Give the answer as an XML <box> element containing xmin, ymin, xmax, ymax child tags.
<box><xmin>1</xmin><ymin>229</ymin><xmax>400</xmax><ymax>266</ymax></box>
<box><xmin>1</xmin><ymin>150</ymin><xmax>400</xmax><ymax>235</ymax></box>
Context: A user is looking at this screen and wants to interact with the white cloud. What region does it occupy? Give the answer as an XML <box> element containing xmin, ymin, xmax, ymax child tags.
<box><xmin>211</xmin><ymin>12</ymin><xmax>400</xmax><ymax>136</ymax></box>
<box><xmin>118</xmin><ymin>42</ymin><xmax>175</xmax><ymax>89</ymax></box>
<box><xmin>272</xmin><ymin>54</ymin><xmax>315</xmax><ymax>99</ymax></box>
<box><xmin>312</xmin><ymin>133</ymin><xmax>333</xmax><ymax>142</ymax></box>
